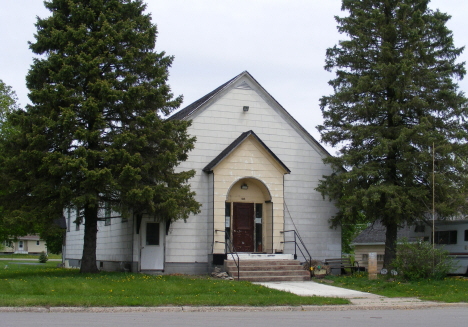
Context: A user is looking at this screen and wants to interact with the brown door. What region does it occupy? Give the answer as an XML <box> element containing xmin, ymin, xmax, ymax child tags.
<box><xmin>233</xmin><ymin>202</ymin><xmax>254</xmax><ymax>252</ymax></box>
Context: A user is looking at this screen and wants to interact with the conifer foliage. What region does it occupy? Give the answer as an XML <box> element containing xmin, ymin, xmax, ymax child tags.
<box><xmin>0</xmin><ymin>79</ymin><xmax>18</xmax><ymax>140</ymax></box>
<box><xmin>0</xmin><ymin>0</ymin><xmax>200</xmax><ymax>273</ymax></box>
<box><xmin>317</xmin><ymin>0</ymin><xmax>468</xmax><ymax>268</ymax></box>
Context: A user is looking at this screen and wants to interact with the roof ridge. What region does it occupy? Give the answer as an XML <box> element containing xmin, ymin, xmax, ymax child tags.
<box><xmin>169</xmin><ymin>72</ymin><xmax>246</xmax><ymax>120</ymax></box>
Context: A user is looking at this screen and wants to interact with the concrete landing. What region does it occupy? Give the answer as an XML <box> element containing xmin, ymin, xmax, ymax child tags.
<box><xmin>236</xmin><ymin>253</ymin><xmax>294</xmax><ymax>260</ymax></box>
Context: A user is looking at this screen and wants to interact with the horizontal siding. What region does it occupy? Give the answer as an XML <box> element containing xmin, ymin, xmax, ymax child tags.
<box><xmin>64</xmin><ymin>75</ymin><xmax>340</xmax><ymax>266</ymax></box>
<box><xmin>168</xmin><ymin>77</ymin><xmax>340</xmax><ymax>262</ymax></box>
<box><xmin>64</xmin><ymin>209</ymin><xmax>133</xmax><ymax>262</ymax></box>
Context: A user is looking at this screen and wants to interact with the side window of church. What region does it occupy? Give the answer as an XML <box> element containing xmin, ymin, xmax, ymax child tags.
<box><xmin>75</xmin><ymin>208</ymin><xmax>80</xmax><ymax>231</ymax></box>
<box><xmin>67</xmin><ymin>208</ymin><xmax>71</xmax><ymax>232</ymax></box>
<box><xmin>105</xmin><ymin>203</ymin><xmax>111</xmax><ymax>226</ymax></box>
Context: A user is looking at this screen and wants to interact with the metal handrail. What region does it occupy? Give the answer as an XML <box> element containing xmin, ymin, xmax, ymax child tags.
<box><xmin>215</xmin><ymin>229</ymin><xmax>240</xmax><ymax>281</ymax></box>
<box><xmin>281</xmin><ymin>229</ymin><xmax>312</xmax><ymax>265</ymax></box>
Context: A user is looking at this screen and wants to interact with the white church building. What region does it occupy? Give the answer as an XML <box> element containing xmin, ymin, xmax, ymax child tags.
<box><xmin>63</xmin><ymin>71</ymin><xmax>341</xmax><ymax>274</ymax></box>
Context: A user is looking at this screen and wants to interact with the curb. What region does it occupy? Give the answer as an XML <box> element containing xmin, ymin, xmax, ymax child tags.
<box><xmin>1</xmin><ymin>303</ymin><xmax>467</xmax><ymax>313</ymax></box>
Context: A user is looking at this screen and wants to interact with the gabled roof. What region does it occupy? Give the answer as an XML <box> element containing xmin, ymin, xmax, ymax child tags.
<box><xmin>202</xmin><ymin>130</ymin><xmax>291</xmax><ymax>174</ymax></box>
<box><xmin>169</xmin><ymin>71</ymin><xmax>330</xmax><ymax>157</ymax></box>
<box><xmin>16</xmin><ymin>235</ymin><xmax>41</xmax><ymax>241</ymax></box>
<box><xmin>169</xmin><ymin>73</ymin><xmax>242</xmax><ymax>120</ymax></box>
<box><xmin>351</xmin><ymin>221</ymin><xmax>416</xmax><ymax>245</ymax></box>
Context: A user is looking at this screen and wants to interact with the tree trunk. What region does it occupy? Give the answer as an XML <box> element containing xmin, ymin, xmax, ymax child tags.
<box><xmin>383</xmin><ymin>221</ymin><xmax>398</xmax><ymax>269</ymax></box>
<box><xmin>80</xmin><ymin>204</ymin><xmax>99</xmax><ymax>273</ymax></box>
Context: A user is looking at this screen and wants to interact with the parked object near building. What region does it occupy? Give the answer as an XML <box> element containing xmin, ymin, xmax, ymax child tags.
<box><xmin>62</xmin><ymin>71</ymin><xmax>341</xmax><ymax>274</ymax></box>
<box><xmin>421</xmin><ymin>220</ymin><xmax>468</xmax><ymax>275</ymax></box>
<box><xmin>1</xmin><ymin>235</ymin><xmax>47</xmax><ymax>254</ymax></box>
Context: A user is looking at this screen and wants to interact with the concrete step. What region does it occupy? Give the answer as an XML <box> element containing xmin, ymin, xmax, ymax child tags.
<box><xmin>225</xmin><ymin>259</ymin><xmax>301</xmax><ymax>267</ymax></box>
<box><xmin>236</xmin><ymin>253</ymin><xmax>294</xmax><ymax>260</ymax></box>
<box><xmin>226</xmin><ymin>264</ymin><xmax>306</xmax><ymax>272</ymax></box>
<box><xmin>230</xmin><ymin>270</ymin><xmax>310</xmax><ymax>277</ymax></box>
<box><xmin>224</xmin><ymin>258</ymin><xmax>310</xmax><ymax>282</ymax></box>
<box><xmin>237</xmin><ymin>275</ymin><xmax>310</xmax><ymax>282</ymax></box>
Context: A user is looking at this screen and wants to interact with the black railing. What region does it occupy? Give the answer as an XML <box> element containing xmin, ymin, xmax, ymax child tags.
<box><xmin>281</xmin><ymin>229</ymin><xmax>312</xmax><ymax>266</ymax></box>
<box><xmin>215</xmin><ymin>230</ymin><xmax>240</xmax><ymax>281</ymax></box>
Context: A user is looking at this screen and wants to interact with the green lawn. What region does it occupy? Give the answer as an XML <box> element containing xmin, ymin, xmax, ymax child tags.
<box><xmin>0</xmin><ymin>262</ymin><xmax>348</xmax><ymax>307</ymax></box>
<box><xmin>319</xmin><ymin>272</ymin><xmax>468</xmax><ymax>303</ymax></box>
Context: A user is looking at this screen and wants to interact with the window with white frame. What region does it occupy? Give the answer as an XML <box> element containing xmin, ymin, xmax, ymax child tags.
<box><xmin>3</xmin><ymin>240</ymin><xmax>13</xmax><ymax>248</ymax></box>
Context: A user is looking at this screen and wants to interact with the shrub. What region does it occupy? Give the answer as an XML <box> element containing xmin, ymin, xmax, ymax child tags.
<box><xmin>392</xmin><ymin>238</ymin><xmax>453</xmax><ymax>281</ymax></box>
<box><xmin>39</xmin><ymin>251</ymin><xmax>48</xmax><ymax>263</ymax></box>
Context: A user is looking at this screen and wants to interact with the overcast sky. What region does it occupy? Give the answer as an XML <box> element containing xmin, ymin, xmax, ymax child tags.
<box><xmin>1</xmin><ymin>0</ymin><xmax>467</xmax><ymax>154</ymax></box>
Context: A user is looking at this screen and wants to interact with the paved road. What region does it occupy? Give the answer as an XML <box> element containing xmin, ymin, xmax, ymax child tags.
<box><xmin>1</xmin><ymin>307</ymin><xmax>467</xmax><ymax>327</ymax></box>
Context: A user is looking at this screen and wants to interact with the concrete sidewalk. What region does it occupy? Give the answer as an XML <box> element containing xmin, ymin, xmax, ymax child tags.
<box><xmin>255</xmin><ymin>280</ymin><xmax>447</xmax><ymax>308</ymax></box>
<box><xmin>255</xmin><ymin>281</ymin><xmax>378</xmax><ymax>298</ymax></box>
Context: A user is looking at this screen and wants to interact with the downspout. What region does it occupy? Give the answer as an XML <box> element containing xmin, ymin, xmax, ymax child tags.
<box><xmin>137</xmin><ymin>215</ymin><xmax>141</xmax><ymax>272</ymax></box>
<box><xmin>283</xmin><ymin>175</ymin><xmax>285</xmax><ymax>252</ymax></box>
<box><xmin>131</xmin><ymin>210</ymin><xmax>134</xmax><ymax>272</ymax></box>
<box><xmin>212</xmin><ymin>172</ymin><xmax>215</xmax><ymax>254</ymax></box>
<box><xmin>271</xmin><ymin>202</ymin><xmax>274</xmax><ymax>253</ymax></box>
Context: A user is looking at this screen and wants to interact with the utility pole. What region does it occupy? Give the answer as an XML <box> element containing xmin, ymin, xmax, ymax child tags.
<box><xmin>433</xmin><ymin>142</ymin><xmax>435</xmax><ymax>271</ymax></box>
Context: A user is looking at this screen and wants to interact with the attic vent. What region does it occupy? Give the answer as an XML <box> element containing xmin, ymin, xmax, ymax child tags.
<box><xmin>236</xmin><ymin>81</ymin><xmax>252</xmax><ymax>90</ymax></box>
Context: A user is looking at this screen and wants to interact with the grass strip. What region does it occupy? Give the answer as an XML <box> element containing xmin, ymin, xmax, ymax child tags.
<box><xmin>0</xmin><ymin>262</ymin><xmax>348</xmax><ymax>307</ymax></box>
<box><xmin>319</xmin><ymin>272</ymin><xmax>468</xmax><ymax>303</ymax></box>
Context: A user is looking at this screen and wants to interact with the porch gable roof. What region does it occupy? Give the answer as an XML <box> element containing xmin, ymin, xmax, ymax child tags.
<box><xmin>202</xmin><ymin>130</ymin><xmax>291</xmax><ymax>174</ymax></box>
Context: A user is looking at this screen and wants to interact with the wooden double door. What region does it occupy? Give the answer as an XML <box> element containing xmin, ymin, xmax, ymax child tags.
<box><xmin>232</xmin><ymin>202</ymin><xmax>255</xmax><ymax>252</ymax></box>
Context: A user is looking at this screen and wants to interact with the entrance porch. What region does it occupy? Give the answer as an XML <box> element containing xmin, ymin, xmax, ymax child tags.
<box><xmin>203</xmin><ymin>131</ymin><xmax>291</xmax><ymax>258</ymax></box>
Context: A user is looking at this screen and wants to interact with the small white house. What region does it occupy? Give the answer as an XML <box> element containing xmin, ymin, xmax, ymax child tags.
<box><xmin>63</xmin><ymin>71</ymin><xmax>341</xmax><ymax>273</ymax></box>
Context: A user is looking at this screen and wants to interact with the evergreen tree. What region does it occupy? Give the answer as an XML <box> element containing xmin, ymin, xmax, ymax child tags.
<box><xmin>0</xmin><ymin>0</ymin><xmax>200</xmax><ymax>273</ymax></box>
<box><xmin>0</xmin><ymin>79</ymin><xmax>19</xmax><ymax>140</ymax></box>
<box><xmin>317</xmin><ymin>0</ymin><xmax>468</xmax><ymax>268</ymax></box>
<box><xmin>0</xmin><ymin>80</ymin><xmax>21</xmax><ymax>242</ymax></box>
